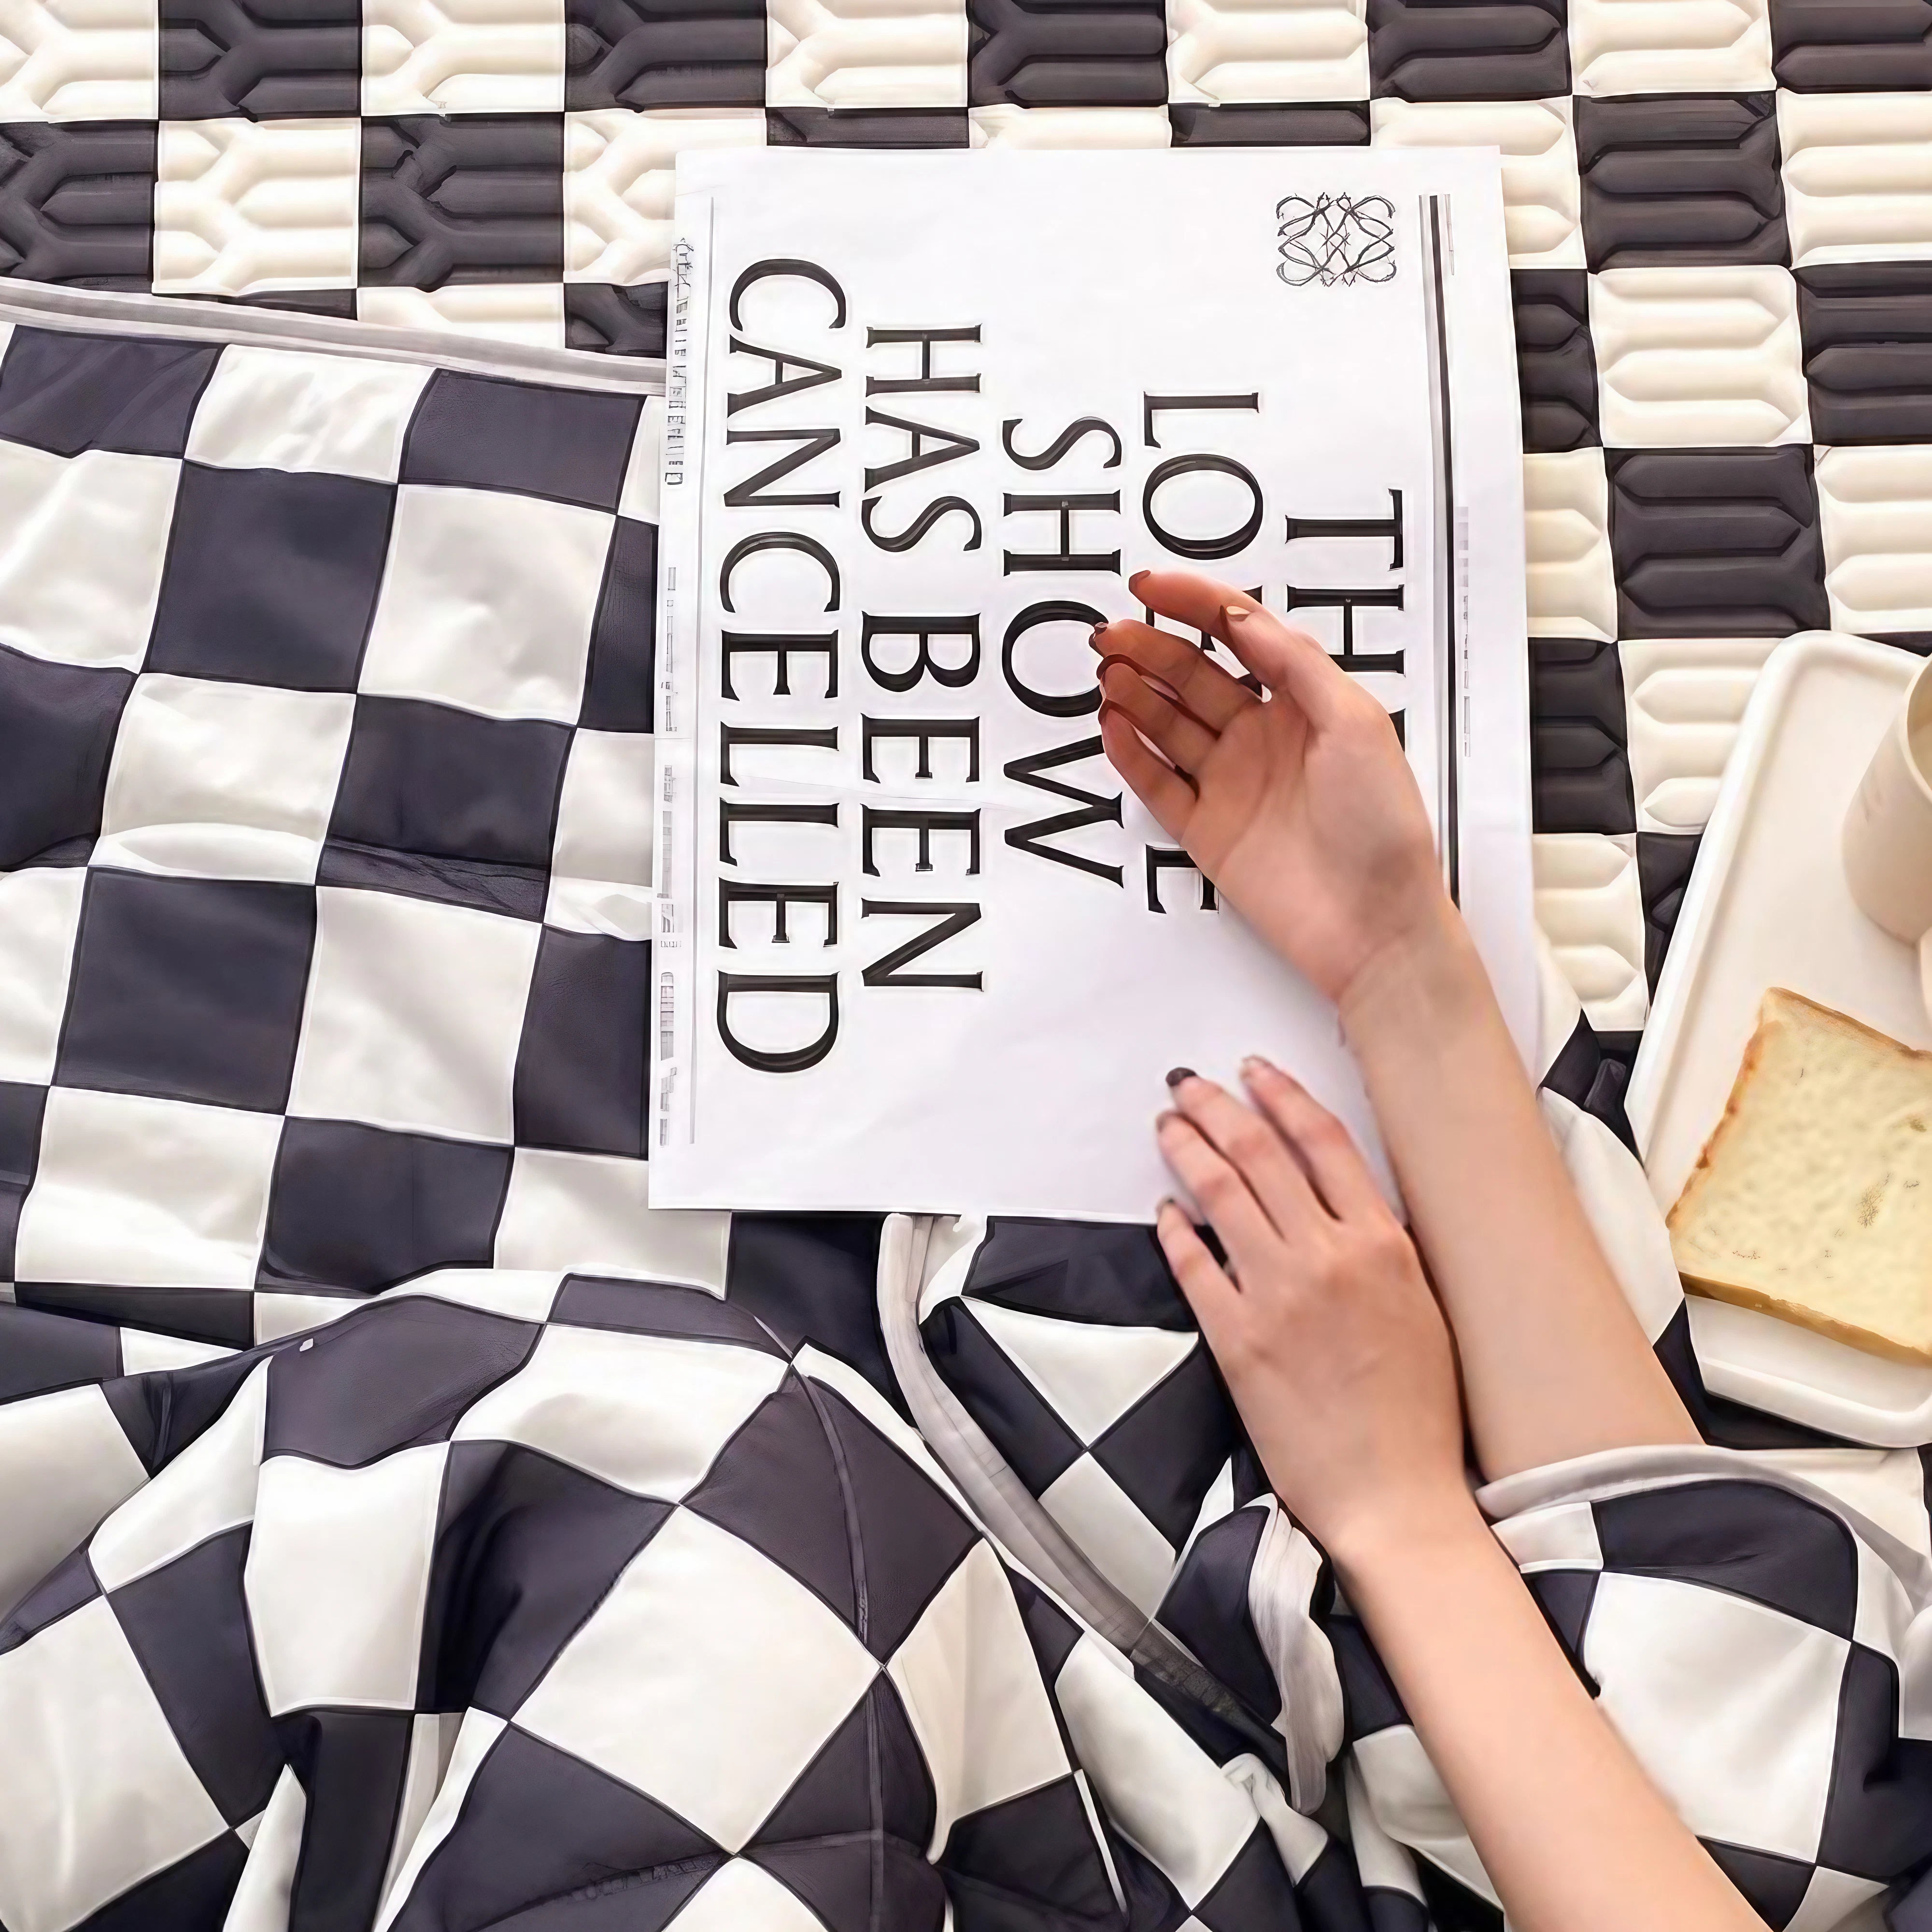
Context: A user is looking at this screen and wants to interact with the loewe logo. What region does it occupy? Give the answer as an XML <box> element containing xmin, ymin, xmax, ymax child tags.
<box><xmin>1276</xmin><ymin>194</ymin><xmax>1397</xmax><ymax>287</ymax></box>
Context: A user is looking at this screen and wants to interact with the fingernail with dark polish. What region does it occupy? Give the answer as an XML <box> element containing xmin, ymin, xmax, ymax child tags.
<box><xmin>1165</xmin><ymin>1066</ymin><xmax>1195</xmax><ymax>1088</ymax></box>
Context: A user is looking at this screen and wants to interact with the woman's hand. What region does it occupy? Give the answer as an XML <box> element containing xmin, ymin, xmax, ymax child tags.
<box><xmin>1154</xmin><ymin>1059</ymin><xmax>1470</xmax><ymax>1564</ymax></box>
<box><xmin>1095</xmin><ymin>569</ymin><xmax>1447</xmax><ymax>1007</ymax></box>
<box><xmin>1157</xmin><ymin>1069</ymin><xmax>1759</xmax><ymax>1932</ymax></box>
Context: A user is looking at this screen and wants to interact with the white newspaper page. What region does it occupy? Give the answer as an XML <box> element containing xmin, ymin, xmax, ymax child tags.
<box><xmin>653</xmin><ymin>147</ymin><xmax>1531</xmax><ymax>1218</ymax></box>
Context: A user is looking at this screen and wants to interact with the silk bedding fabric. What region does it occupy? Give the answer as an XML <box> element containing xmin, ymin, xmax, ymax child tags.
<box><xmin>1</xmin><ymin>293</ymin><xmax>1932</xmax><ymax>1932</ymax></box>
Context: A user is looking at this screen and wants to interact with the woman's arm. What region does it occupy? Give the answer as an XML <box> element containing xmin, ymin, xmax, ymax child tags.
<box><xmin>1341</xmin><ymin>900</ymin><xmax>1698</xmax><ymax>1479</ymax></box>
<box><xmin>1339</xmin><ymin>1501</ymin><xmax>1760</xmax><ymax>1932</ymax></box>
<box><xmin>1152</xmin><ymin>1071</ymin><xmax>1758</xmax><ymax>1932</ymax></box>
<box><xmin>1095</xmin><ymin>570</ymin><xmax>1695</xmax><ymax>1479</ymax></box>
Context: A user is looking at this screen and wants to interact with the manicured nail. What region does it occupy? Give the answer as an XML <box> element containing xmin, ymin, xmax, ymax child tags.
<box><xmin>1128</xmin><ymin>569</ymin><xmax>1150</xmax><ymax>590</ymax></box>
<box><xmin>1089</xmin><ymin>622</ymin><xmax>1108</xmax><ymax>650</ymax></box>
<box><xmin>1165</xmin><ymin>1066</ymin><xmax>1196</xmax><ymax>1088</ymax></box>
<box><xmin>1222</xmin><ymin>603</ymin><xmax>1250</xmax><ymax>625</ymax></box>
<box><xmin>1240</xmin><ymin>1054</ymin><xmax>1274</xmax><ymax>1078</ymax></box>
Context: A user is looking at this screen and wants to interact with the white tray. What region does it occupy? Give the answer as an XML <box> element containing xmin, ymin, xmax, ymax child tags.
<box><xmin>1627</xmin><ymin>632</ymin><xmax>1932</xmax><ymax>1447</ymax></box>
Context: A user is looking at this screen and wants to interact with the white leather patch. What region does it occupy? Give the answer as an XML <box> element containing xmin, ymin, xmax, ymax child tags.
<box><xmin>1166</xmin><ymin>0</ymin><xmax>1367</xmax><ymax>109</ymax></box>
<box><xmin>1588</xmin><ymin>266</ymin><xmax>1810</xmax><ymax>449</ymax></box>
<box><xmin>154</xmin><ymin>119</ymin><xmax>360</xmax><ymax>297</ymax></box>
<box><xmin>1523</xmin><ymin>448</ymin><xmax>1619</xmax><ymax>644</ymax></box>
<box><xmin>1619</xmin><ymin>636</ymin><xmax>1780</xmax><ymax>834</ymax></box>
<box><xmin>0</xmin><ymin>0</ymin><xmax>157</xmax><ymax>121</ymax></box>
<box><xmin>968</xmin><ymin>105</ymin><xmax>1171</xmax><ymax>148</ymax></box>
<box><xmin>1777</xmin><ymin>90</ymin><xmax>1932</xmax><ymax>268</ymax></box>
<box><xmin>1817</xmin><ymin>443</ymin><xmax>1932</xmax><ymax>638</ymax></box>
<box><xmin>1568</xmin><ymin>0</ymin><xmax>1773</xmax><ymax>99</ymax></box>
<box><xmin>1533</xmin><ymin>831</ymin><xmax>1649</xmax><ymax>1032</ymax></box>
<box><xmin>362</xmin><ymin>0</ymin><xmax>565</xmax><ymax>116</ymax></box>
<box><xmin>564</xmin><ymin>108</ymin><xmax>766</xmax><ymax>285</ymax></box>
<box><xmin>355</xmin><ymin>282</ymin><xmax>567</xmax><ymax>348</ymax></box>
<box><xmin>1371</xmin><ymin>99</ymin><xmax>1580</xmax><ymax>271</ymax></box>
<box><xmin>766</xmin><ymin>0</ymin><xmax>966</xmax><ymax>110</ymax></box>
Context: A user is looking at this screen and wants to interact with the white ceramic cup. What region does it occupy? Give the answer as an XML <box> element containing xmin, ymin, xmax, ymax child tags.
<box><xmin>1843</xmin><ymin>653</ymin><xmax>1932</xmax><ymax>1020</ymax></box>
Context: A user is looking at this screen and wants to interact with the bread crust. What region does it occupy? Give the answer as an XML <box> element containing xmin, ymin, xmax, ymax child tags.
<box><xmin>1666</xmin><ymin>987</ymin><xmax>1932</xmax><ymax>1364</ymax></box>
<box><xmin>1665</xmin><ymin>999</ymin><xmax>1776</xmax><ymax>1239</ymax></box>
<box><xmin>1674</xmin><ymin>1269</ymin><xmax>1932</xmax><ymax>1366</ymax></box>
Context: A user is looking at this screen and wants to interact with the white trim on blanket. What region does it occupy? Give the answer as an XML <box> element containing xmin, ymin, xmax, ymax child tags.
<box><xmin>0</xmin><ymin>281</ymin><xmax>668</xmax><ymax>394</ymax></box>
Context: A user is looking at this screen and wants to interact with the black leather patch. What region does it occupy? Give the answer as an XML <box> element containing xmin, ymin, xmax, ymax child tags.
<box><xmin>187</xmin><ymin>287</ymin><xmax>357</xmax><ymax>319</ymax></box>
<box><xmin>566</xmin><ymin>281</ymin><xmax>668</xmax><ymax>356</ymax></box>
<box><xmin>1530</xmin><ymin>639</ymin><xmax>1634</xmax><ymax>835</ymax></box>
<box><xmin>1637</xmin><ymin>829</ymin><xmax>1701</xmax><ymax>991</ymax></box>
<box><xmin>1512</xmin><ymin>268</ymin><xmax>1600</xmax><ymax>453</ymax></box>
<box><xmin>1772</xmin><ymin>0</ymin><xmax>1932</xmax><ymax>92</ymax></box>
<box><xmin>1797</xmin><ymin>260</ymin><xmax>1932</xmax><ymax>445</ymax></box>
<box><xmin>1577</xmin><ymin>92</ymin><xmax>1789</xmax><ymax>271</ymax></box>
<box><xmin>360</xmin><ymin>114</ymin><xmax>564</xmax><ymax>287</ymax></box>
<box><xmin>1367</xmin><ymin>0</ymin><xmax>1569</xmax><ymax>100</ymax></box>
<box><xmin>160</xmin><ymin>0</ymin><xmax>361</xmax><ymax>119</ymax></box>
<box><xmin>0</xmin><ymin>121</ymin><xmax>156</xmax><ymax>289</ymax></box>
<box><xmin>565</xmin><ymin>0</ymin><xmax>766</xmax><ymax>110</ymax></box>
<box><xmin>1607</xmin><ymin>446</ymin><xmax>1828</xmax><ymax>639</ymax></box>
<box><xmin>767</xmin><ymin>107</ymin><xmax>970</xmax><ymax>145</ymax></box>
<box><xmin>967</xmin><ymin>0</ymin><xmax>1168</xmax><ymax>108</ymax></box>
<box><xmin>1169</xmin><ymin>103</ymin><xmax>1370</xmax><ymax>145</ymax></box>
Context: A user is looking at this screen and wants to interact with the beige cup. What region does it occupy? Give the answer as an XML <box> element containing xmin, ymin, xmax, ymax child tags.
<box><xmin>1843</xmin><ymin>653</ymin><xmax>1932</xmax><ymax>1020</ymax></box>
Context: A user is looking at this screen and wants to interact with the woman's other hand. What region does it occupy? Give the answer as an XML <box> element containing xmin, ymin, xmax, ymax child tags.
<box><xmin>1095</xmin><ymin>570</ymin><xmax>1445</xmax><ymax>1008</ymax></box>
<box><xmin>1155</xmin><ymin>1060</ymin><xmax>1470</xmax><ymax>1565</ymax></box>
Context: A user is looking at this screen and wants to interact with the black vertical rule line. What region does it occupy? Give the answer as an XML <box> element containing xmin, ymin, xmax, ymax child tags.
<box><xmin>1424</xmin><ymin>193</ymin><xmax>1461</xmax><ymax>906</ymax></box>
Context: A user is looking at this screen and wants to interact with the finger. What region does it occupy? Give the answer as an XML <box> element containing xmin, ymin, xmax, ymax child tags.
<box><xmin>1170</xmin><ymin>1073</ymin><xmax>1330</xmax><ymax>1242</ymax></box>
<box><xmin>1239</xmin><ymin>1057</ymin><xmax>1387</xmax><ymax>1222</ymax></box>
<box><xmin>1095</xmin><ymin>655</ymin><xmax>1218</xmax><ymax>737</ymax></box>
<box><xmin>1156</xmin><ymin>1108</ymin><xmax>1282</xmax><ymax>1274</ymax></box>
<box><xmin>1093</xmin><ymin>616</ymin><xmax>1254</xmax><ymax>731</ymax></box>
<box><xmin>1129</xmin><ymin>568</ymin><xmax>1254</xmax><ymax>636</ymax></box>
<box><xmin>1098</xmin><ymin>705</ymin><xmax>1195</xmax><ymax>838</ymax></box>
<box><xmin>1219</xmin><ymin>606</ymin><xmax>1353</xmax><ymax>730</ymax></box>
<box><xmin>1154</xmin><ymin>1201</ymin><xmax>1244</xmax><ymax>1344</ymax></box>
<box><xmin>1129</xmin><ymin>570</ymin><xmax>1355</xmax><ymax>730</ymax></box>
<box><xmin>1098</xmin><ymin>657</ymin><xmax>1219</xmax><ymax>774</ymax></box>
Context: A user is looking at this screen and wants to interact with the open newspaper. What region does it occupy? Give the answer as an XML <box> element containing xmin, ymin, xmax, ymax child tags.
<box><xmin>651</xmin><ymin>147</ymin><xmax>1531</xmax><ymax>1218</ymax></box>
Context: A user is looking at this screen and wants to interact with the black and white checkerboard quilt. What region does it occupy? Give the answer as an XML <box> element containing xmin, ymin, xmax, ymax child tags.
<box><xmin>2</xmin><ymin>98</ymin><xmax>1932</xmax><ymax>1928</ymax></box>
<box><xmin>0</xmin><ymin>290</ymin><xmax>670</xmax><ymax>1350</ymax></box>
<box><xmin>7</xmin><ymin>1214</ymin><xmax>1932</xmax><ymax>1930</ymax></box>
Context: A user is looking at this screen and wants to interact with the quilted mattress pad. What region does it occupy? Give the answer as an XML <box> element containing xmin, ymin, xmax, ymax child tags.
<box><xmin>4</xmin><ymin>0</ymin><xmax>1927</xmax><ymax>1080</ymax></box>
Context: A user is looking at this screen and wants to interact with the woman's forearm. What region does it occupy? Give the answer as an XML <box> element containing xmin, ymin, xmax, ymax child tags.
<box><xmin>1335</xmin><ymin>1503</ymin><xmax>1760</xmax><ymax>1932</ymax></box>
<box><xmin>1339</xmin><ymin>902</ymin><xmax>1697</xmax><ymax>1480</ymax></box>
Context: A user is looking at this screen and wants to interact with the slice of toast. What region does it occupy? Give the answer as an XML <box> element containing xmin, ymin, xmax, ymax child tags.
<box><xmin>1667</xmin><ymin>988</ymin><xmax>1932</xmax><ymax>1364</ymax></box>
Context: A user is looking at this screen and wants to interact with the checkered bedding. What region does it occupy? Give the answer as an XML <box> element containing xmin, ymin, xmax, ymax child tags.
<box><xmin>8</xmin><ymin>0</ymin><xmax>1932</xmax><ymax>1909</ymax></box>
<box><xmin>1</xmin><ymin>283</ymin><xmax>1932</xmax><ymax>1932</ymax></box>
